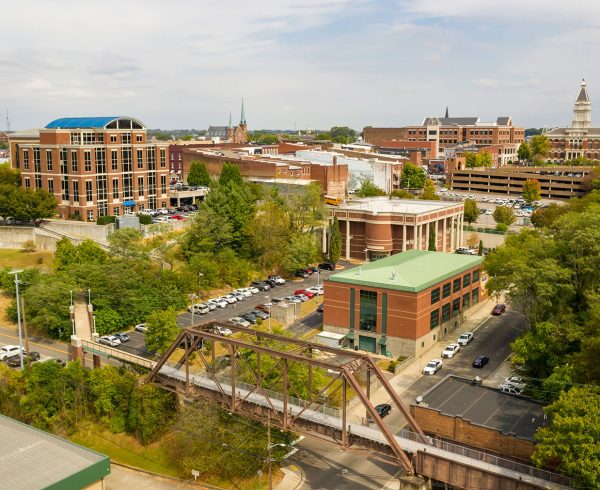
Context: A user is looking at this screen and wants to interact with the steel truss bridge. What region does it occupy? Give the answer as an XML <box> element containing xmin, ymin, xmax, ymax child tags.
<box><xmin>145</xmin><ymin>322</ymin><xmax>570</xmax><ymax>490</ymax></box>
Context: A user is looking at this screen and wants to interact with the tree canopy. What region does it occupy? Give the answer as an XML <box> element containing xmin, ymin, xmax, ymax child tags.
<box><xmin>530</xmin><ymin>135</ymin><xmax>551</xmax><ymax>163</ymax></box>
<box><xmin>187</xmin><ymin>160</ymin><xmax>210</xmax><ymax>187</ymax></box>
<box><xmin>493</xmin><ymin>205</ymin><xmax>515</xmax><ymax>226</ymax></box>
<box><xmin>355</xmin><ymin>180</ymin><xmax>386</xmax><ymax>197</ymax></box>
<box><xmin>329</xmin><ymin>217</ymin><xmax>342</xmax><ymax>264</ymax></box>
<box><xmin>420</xmin><ymin>179</ymin><xmax>439</xmax><ymax>200</ymax></box>
<box><xmin>401</xmin><ymin>162</ymin><xmax>426</xmax><ymax>189</ymax></box>
<box><xmin>522</xmin><ymin>179</ymin><xmax>541</xmax><ymax>204</ymax></box>
<box><xmin>517</xmin><ymin>142</ymin><xmax>531</xmax><ymax>161</ymax></box>
<box><xmin>465</xmin><ymin>151</ymin><xmax>492</xmax><ymax>168</ymax></box>
<box><xmin>463</xmin><ymin>199</ymin><xmax>479</xmax><ymax>225</ymax></box>
<box><xmin>329</xmin><ymin>126</ymin><xmax>356</xmax><ymax>144</ymax></box>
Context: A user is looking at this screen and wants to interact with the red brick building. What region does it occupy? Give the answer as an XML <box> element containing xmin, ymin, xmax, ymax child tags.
<box><xmin>9</xmin><ymin>117</ymin><xmax>170</xmax><ymax>220</ymax></box>
<box><xmin>323</xmin><ymin>250</ymin><xmax>486</xmax><ymax>357</ymax></box>
<box><xmin>330</xmin><ymin>197</ymin><xmax>465</xmax><ymax>261</ymax></box>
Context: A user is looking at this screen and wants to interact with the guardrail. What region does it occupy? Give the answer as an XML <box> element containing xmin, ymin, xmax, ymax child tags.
<box><xmin>81</xmin><ymin>340</ymin><xmax>156</xmax><ymax>369</ymax></box>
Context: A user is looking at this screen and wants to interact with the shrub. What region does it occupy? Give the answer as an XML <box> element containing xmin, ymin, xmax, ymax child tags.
<box><xmin>138</xmin><ymin>214</ymin><xmax>152</xmax><ymax>225</ymax></box>
<box><xmin>96</xmin><ymin>215</ymin><xmax>116</xmax><ymax>225</ymax></box>
<box><xmin>21</xmin><ymin>240</ymin><xmax>36</xmax><ymax>253</ymax></box>
<box><xmin>495</xmin><ymin>223</ymin><xmax>508</xmax><ymax>232</ymax></box>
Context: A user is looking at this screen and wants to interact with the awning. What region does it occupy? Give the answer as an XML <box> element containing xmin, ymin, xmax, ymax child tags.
<box><xmin>123</xmin><ymin>200</ymin><xmax>136</xmax><ymax>207</ymax></box>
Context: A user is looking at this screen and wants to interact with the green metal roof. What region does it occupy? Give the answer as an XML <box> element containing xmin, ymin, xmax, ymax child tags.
<box><xmin>327</xmin><ymin>250</ymin><xmax>482</xmax><ymax>293</ymax></box>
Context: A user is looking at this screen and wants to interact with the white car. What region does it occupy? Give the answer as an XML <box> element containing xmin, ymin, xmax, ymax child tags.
<box><xmin>222</xmin><ymin>295</ymin><xmax>237</xmax><ymax>304</ymax></box>
<box><xmin>0</xmin><ymin>345</ymin><xmax>23</xmax><ymax>360</ymax></box>
<box><xmin>485</xmin><ymin>209</ymin><xmax>493</xmax><ymax>215</ymax></box>
<box><xmin>235</xmin><ymin>288</ymin><xmax>253</xmax><ymax>298</ymax></box>
<box><xmin>504</xmin><ymin>376</ymin><xmax>526</xmax><ymax>390</ymax></box>
<box><xmin>205</xmin><ymin>301</ymin><xmax>217</xmax><ymax>311</ymax></box>
<box><xmin>499</xmin><ymin>383</ymin><xmax>523</xmax><ymax>395</ymax></box>
<box><xmin>208</xmin><ymin>298</ymin><xmax>228</xmax><ymax>309</ymax></box>
<box><xmin>214</xmin><ymin>325</ymin><xmax>233</xmax><ymax>336</ymax></box>
<box><xmin>457</xmin><ymin>332</ymin><xmax>474</xmax><ymax>346</ymax></box>
<box><xmin>228</xmin><ymin>317</ymin><xmax>250</xmax><ymax>327</ymax></box>
<box><xmin>442</xmin><ymin>343</ymin><xmax>460</xmax><ymax>358</ymax></box>
<box><xmin>284</xmin><ymin>296</ymin><xmax>302</xmax><ymax>303</ymax></box>
<box><xmin>268</xmin><ymin>275</ymin><xmax>286</xmax><ymax>285</ymax></box>
<box><xmin>134</xmin><ymin>323</ymin><xmax>147</xmax><ymax>333</ymax></box>
<box><xmin>423</xmin><ymin>359</ymin><xmax>443</xmax><ymax>375</ymax></box>
<box><xmin>188</xmin><ymin>304</ymin><xmax>209</xmax><ymax>315</ymax></box>
<box><xmin>98</xmin><ymin>335</ymin><xmax>121</xmax><ymax>347</ymax></box>
<box><xmin>305</xmin><ymin>286</ymin><xmax>324</xmax><ymax>296</ymax></box>
<box><xmin>248</xmin><ymin>286</ymin><xmax>260</xmax><ymax>294</ymax></box>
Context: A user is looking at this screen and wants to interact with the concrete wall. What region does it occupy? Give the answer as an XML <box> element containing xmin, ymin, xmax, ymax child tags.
<box><xmin>44</xmin><ymin>219</ymin><xmax>114</xmax><ymax>241</ymax></box>
<box><xmin>463</xmin><ymin>230</ymin><xmax>506</xmax><ymax>249</ymax></box>
<box><xmin>0</xmin><ymin>226</ymin><xmax>74</xmax><ymax>251</ymax></box>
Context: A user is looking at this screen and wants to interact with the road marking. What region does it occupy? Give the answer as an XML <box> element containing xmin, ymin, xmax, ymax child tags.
<box><xmin>0</xmin><ymin>332</ymin><xmax>69</xmax><ymax>356</ymax></box>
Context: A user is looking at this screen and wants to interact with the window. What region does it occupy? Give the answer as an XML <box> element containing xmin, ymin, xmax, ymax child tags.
<box><xmin>87</xmin><ymin>210</ymin><xmax>94</xmax><ymax>221</ymax></box>
<box><xmin>442</xmin><ymin>283</ymin><xmax>451</xmax><ymax>298</ymax></box>
<box><xmin>71</xmin><ymin>151</ymin><xmax>78</xmax><ymax>172</ymax></box>
<box><xmin>82</xmin><ymin>132</ymin><xmax>95</xmax><ymax>144</ymax></box>
<box><xmin>453</xmin><ymin>278</ymin><xmax>461</xmax><ymax>293</ymax></box>
<box><xmin>110</xmin><ymin>134</ymin><xmax>117</xmax><ymax>143</ymax></box>
<box><xmin>95</xmin><ymin>148</ymin><xmax>106</xmax><ymax>174</ymax></box>
<box><xmin>113</xmin><ymin>206</ymin><xmax>120</xmax><ymax>216</ymax></box>
<box><xmin>136</xmin><ymin>134</ymin><xmax>143</xmax><ymax>142</ymax></box>
<box><xmin>138</xmin><ymin>176</ymin><xmax>144</xmax><ymax>196</ymax></box>
<box><xmin>84</xmin><ymin>151</ymin><xmax>91</xmax><ymax>171</ymax></box>
<box><xmin>111</xmin><ymin>150</ymin><xmax>118</xmax><ymax>171</ymax></box>
<box><xmin>462</xmin><ymin>292</ymin><xmax>471</xmax><ymax>309</ymax></box>
<box><xmin>47</xmin><ymin>179</ymin><xmax>54</xmax><ymax>194</ymax></box>
<box><xmin>23</xmin><ymin>150</ymin><xmax>29</xmax><ymax>170</ymax></box>
<box><xmin>112</xmin><ymin>178</ymin><xmax>119</xmax><ymax>199</ymax></box>
<box><xmin>147</xmin><ymin>147</ymin><xmax>155</xmax><ymax>170</ymax></box>
<box><xmin>472</xmin><ymin>269</ymin><xmax>480</xmax><ymax>282</ymax></box>
<box><xmin>431</xmin><ymin>287</ymin><xmax>440</xmax><ymax>304</ymax></box>
<box><xmin>472</xmin><ymin>287</ymin><xmax>479</xmax><ymax>305</ymax></box>
<box><xmin>121</xmin><ymin>132</ymin><xmax>131</xmax><ymax>144</ymax></box>
<box><xmin>161</xmin><ymin>174</ymin><xmax>167</xmax><ymax>194</ymax></box>
<box><xmin>46</xmin><ymin>150</ymin><xmax>53</xmax><ymax>171</ymax></box>
<box><xmin>60</xmin><ymin>149</ymin><xmax>68</xmax><ymax>173</ymax></box>
<box><xmin>96</xmin><ymin>133</ymin><xmax>104</xmax><ymax>144</ymax></box>
<box><xmin>430</xmin><ymin>309</ymin><xmax>440</xmax><ymax>330</ymax></box>
<box><xmin>137</xmin><ymin>149</ymin><xmax>144</xmax><ymax>169</ymax></box>
<box><xmin>441</xmin><ymin>303</ymin><xmax>451</xmax><ymax>322</ymax></box>
<box><xmin>160</xmin><ymin>148</ymin><xmax>166</xmax><ymax>167</ymax></box>
<box><xmin>73</xmin><ymin>181</ymin><xmax>79</xmax><ymax>201</ymax></box>
<box><xmin>33</xmin><ymin>148</ymin><xmax>41</xmax><ymax>172</ymax></box>
<box><xmin>24</xmin><ymin>177</ymin><xmax>30</xmax><ymax>188</ymax></box>
<box><xmin>35</xmin><ymin>175</ymin><xmax>42</xmax><ymax>189</ymax></box>
<box><xmin>359</xmin><ymin>290</ymin><xmax>377</xmax><ymax>332</ymax></box>
<box><xmin>70</xmin><ymin>132</ymin><xmax>81</xmax><ymax>145</ymax></box>
<box><xmin>86</xmin><ymin>181</ymin><xmax>93</xmax><ymax>202</ymax></box>
<box><xmin>452</xmin><ymin>298</ymin><xmax>460</xmax><ymax>316</ymax></box>
<box><xmin>62</xmin><ymin>177</ymin><xmax>69</xmax><ymax>200</ymax></box>
<box><xmin>463</xmin><ymin>273</ymin><xmax>471</xmax><ymax>288</ymax></box>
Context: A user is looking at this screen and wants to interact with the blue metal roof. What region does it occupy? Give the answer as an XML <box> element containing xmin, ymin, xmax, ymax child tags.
<box><xmin>45</xmin><ymin>117</ymin><xmax>121</xmax><ymax>129</ymax></box>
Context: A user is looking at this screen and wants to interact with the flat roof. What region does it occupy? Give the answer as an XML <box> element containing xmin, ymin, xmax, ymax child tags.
<box><xmin>338</xmin><ymin>197</ymin><xmax>460</xmax><ymax>215</ymax></box>
<box><xmin>0</xmin><ymin>414</ymin><xmax>110</xmax><ymax>489</ymax></box>
<box><xmin>420</xmin><ymin>376</ymin><xmax>545</xmax><ymax>440</ymax></box>
<box><xmin>326</xmin><ymin>250</ymin><xmax>482</xmax><ymax>293</ymax></box>
<box><xmin>317</xmin><ymin>331</ymin><xmax>347</xmax><ymax>340</ymax></box>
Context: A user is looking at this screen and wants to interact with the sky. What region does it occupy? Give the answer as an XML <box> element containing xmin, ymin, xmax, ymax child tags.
<box><xmin>2</xmin><ymin>0</ymin><xmax>600</xmax><ymax>131</ymax></box>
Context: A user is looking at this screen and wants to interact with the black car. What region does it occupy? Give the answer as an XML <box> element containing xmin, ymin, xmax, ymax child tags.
<box><xmin>317</xmin><ymin>303</ymin><xmax>323</xmax><ymax>313</ymax></box>
<box><xmin>6</xmin><ymin>351</ymin><xmax>40</xmax><ymax>367</ymax></box>
<box><xmin>308</xmin><ymin>266</ymin><xmax>319</xmax><ymax>273</ymax></box>
<box><xmin>251</xmin><ymin>281</ymin><xmax>271</xmax><ymax>291</ymax></box>
<box><xmin>472</xmin><ymin>355</ymin><xmax>490</xmax><ymax>368</ymax></box>
<box><xmin>250</xmin><ymin>309</ymin><xmax>270</xmax><ymax>320</ymax></box>
<box><xmin>240</xmin><ymin>313</ymin><xmax>258</xmax><ymax>324</ymax></box>
<box><xmin>318</xmin><ymin>262</ymin><xmax>335</xmax><ymax>271</ymax></box>
<box><xmin>368</xmin><ymin>403</ymin><xmax>392</xmax><ymax>422</ymax></box>
<box><xmin>114</xmin><ymin>332</ymin><xmax>130</xmax><ymax>343</ymax></box>
<box><xmin>295</xmin><ymin>270</ymin><xmax>309</xmax><ymax>278</ymax></box>
<box><xmin>265</xmin><ymin>278</ymin><xmax>278</xmax><ymax>287</ymax></box>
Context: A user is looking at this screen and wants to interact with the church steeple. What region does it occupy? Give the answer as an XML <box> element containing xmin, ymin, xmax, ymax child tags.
<box><xmin>240</xmin><ymin>98</ymin><xmax>247</xmax><ymax>126</ymax></box>
<box><xmin>444</xmin><ymin>106</ymin><xmax>449</xmax><ymax>118</ymax></box>
<box><xmin>572</xmin><ymin>79</ymin><xmax>591</xmax><ymax>129</ymax></box>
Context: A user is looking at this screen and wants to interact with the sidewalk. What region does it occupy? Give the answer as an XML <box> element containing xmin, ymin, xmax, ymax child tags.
<box><xmin>274</xmin><ymin>464</ymin><xmax>305</xmax><ymax>490</ymax></box>
<box><xmin>349</xmin><ymin>297</ymin><xmax>494</xmax><ymax>418</ymax></box>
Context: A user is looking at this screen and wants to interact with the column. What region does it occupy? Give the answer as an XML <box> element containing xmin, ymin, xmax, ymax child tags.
<box><xmin>450</xmin><ymin>216</ymin><xmax>455</xmax><ymax>252</ymax></box>
<box><xmin>425</xmin><ymin>222</ymin><xmax>430</xmax><ymax>251</ymax></box>
<box><xmin>459</xmin><ymin>214</ymin><xmax>464</xmax><ymax>247</ymax></box>
<box><xmin>345</xmin><ymin>218</ymin><xmax>351</xmax><ymax>259</ymax></box>
<box><xmin>442</xmin><ymin>218</ymin><xmax>447</xmax><ymax>252</ymax></box>
<box><xmin>413</xmin><ymin>224</ymin><xmax>418</xmax><ymax>250</ymax></box>
<box><xmin>402</xmin><ymin>224</ymin><xmax>407</xmax><ymax>252</ymax></box>
<box><xmin>322</xmin><ymin>222</ymin><xmax>327</xmax><ymax>254</ymax></box>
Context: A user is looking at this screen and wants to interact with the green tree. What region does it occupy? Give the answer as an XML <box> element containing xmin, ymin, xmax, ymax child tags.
<box><xmin>390</xmin><ymin>189</ymin><xmax>415</xmax><ymax>199</ymax></box>
<box><xmin>420</xmin><ymin>179</ymin><xmax>440</xmax><ymax>200</ymax></box>
<box><xmin>282</xmin><ymin>233</ymin><xmax>319</xmax><ymax>273</ymax></box>
<box><xmin>127</xmin><ymin>383</ymin><xmax>178</xmax><ymax>445</ymax></box>
<box><xmin>493</xmin><ymin>205</ymin><xmax>516</xmax><ymax>226</ymax></box>
<box><xmin>522</xmin><ymin>179</ymin><xmax>541</xmax><ymax>204</ymax></box>
<box><xmin>517</xmin><ymin>142</ymin><xmax>531</xmax><ymax>161</ymax></box>
<box><xmin>219</xmin><ymin>163</ymin><xmax>243</xmax><ymax>186</ymax></box>
<box><xmin>187</xmin><ymin>161</ymin><xmax>211</xmax><ymax>187</ymax></box>
<box><xmin>94</xmin><ymin>308</ymin><xmax>124</xmax><ymax>335</ymax></box>
<box><xmin>0</xmin><ymin>163</ymin><xmax>20</xmax><ymax>186</ymax></box>
<box><xmin>245</xmin><ymin>198</ymin><xmax>290</xmax><ymax>271</ymax></box>
<box><xmin>401</xmin><ymin>162</ymin><xmax>426</xmax><ymax>189</ymax></box>
<box><xmin>8</xmin><ymin>188</ymin><xmax>57</xmax><ymax>222</ymax></box>
<box><xmin>428</xmin><ymin>223</ymin><xmax>437</xmax><ymax>251</ymax></box>
<box><xmin>479</xmin><ymin>151</ymin><xmax>492</xmax><ymax>167</ymax></box>
<box><xmin>530</xmin><ymin>135</ymin><xmax>551</xmax><ymax>163</ymax></box>
<box><xmin>329</xmin><ymin>217</ymin><xmax>342</xmax><ymax>264</ymax></box>
<box><xmin>183</xmin><ymin>207</ymin><xmax>233</xmax><ymax>257</ymax></box>
<box><xmin>355</xmin><ymin>180</ymin><xmax>386</xmax><ymax>198</ymax></box>
<box><xmin>533</xmin><ymin>387</ymin><xmax>600</xmax><ymax>488</ymax></box>
<box><xmin>108</xmin><ymin>228</ymin><xmax>149</xmax><ymax>261</ymax></box>
<box><xmin>145</xmin><ymin>307</ymin><xmax>180</xmax><ymax>355</ymax></box>
<box><xmin>478</xmin><ymin>240</ymin><xmax>484</xmax><ymax>256</ymax></box>
<box><xmin>463</xmin><ymin>199</ymin><xmax>479</xmax><ymax>225</ymax></box>
<box><xmin>329</xmin><ymin>126</ymin><xmax>356</xmax><ymax>144</ymax></box>
<box><xmin>54</xmin><ymin>237</ymin><xmax>78</xmax><ymax>271</ymax></box>
<box><xmin>464</xmin><ymin>152</ymin><xmax>479</xmax><ymax>168</ymax></box>
<box><xmin>530</xmin><ymin>203</ymin><xmax>566</xmax><ymax>228</ymax></box>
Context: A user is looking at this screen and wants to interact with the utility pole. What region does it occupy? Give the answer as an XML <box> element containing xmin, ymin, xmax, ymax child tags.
<box><xmin>10</xmin><ymin>270</ymin><xmax>24</xmax><ymax>369</ymax></box>
<box><xmin>21</xmin><ymin>297</ymin><xmax>31</xmax><ymax>367</ymax></box>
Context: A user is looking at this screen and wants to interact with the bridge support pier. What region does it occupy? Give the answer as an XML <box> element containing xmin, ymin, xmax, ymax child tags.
<box><xmin>93</xmin><ymin>354</ymin><xmax>101</xmax><ymax>369</ymax></box>
<box><xmin>398</xmin><ymin>475</ymin><xmax>430</xmax><ymax>490</ymax></box>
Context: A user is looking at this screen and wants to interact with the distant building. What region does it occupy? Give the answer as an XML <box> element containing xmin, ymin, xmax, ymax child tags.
<box><xmin>323</xmin><ymin>250</ymin><xmax>486</xmax><ymax>357</ymax></box>
<box><xmin>330</xmin><ymin>197</ymin><xmax>465</xmax><ymax>260</ymax></box>
<box><xmin>364</xmin><ymin>111</ymin><xmax>524</xmax><ymax>161</ymax></box>
<box><xmin>0</xmin><ymin>130</ymin><xmax>13</xmax><ymax>143</ymax></box>
<box><xmin>206</xmin><ymin>100</ymin><xmax>248</xmax><ymax>144</ymax></box>
<box><xmin>9</xmin><ymin>117</ymin><xmax>170</xmax><ymax>221</ymax></box>
<box><xmin>545</xmin><ymin>80</ymin><xmax>600</xmax><ymax>161</ymax></box>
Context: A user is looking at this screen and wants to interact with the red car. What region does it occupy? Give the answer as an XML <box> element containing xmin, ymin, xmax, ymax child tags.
<box><xmin>171</xmin><ymin>215</ymin><xmax>185</xmax><ymax>220</ymax></box>
<box><xmin>255</xmin><ymin>304</ymin><xmax>271</xmax><ymax>313</ymax></box>
<box><xmin>304</xmin><ymin>269</ymin><xmax>314</xmax><ymax>276</ymax></box>
<box><xmin>294</xmin><ymin>289</ymin><xmax>314</xmax><ymax>298</ymax></box>
<box><xmin>491</xmin><ymin>304</ymin><xmax>506</xmax><ymax>316</ymax></box>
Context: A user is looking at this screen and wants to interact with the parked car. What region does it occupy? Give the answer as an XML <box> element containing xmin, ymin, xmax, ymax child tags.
<box><xmin>229</xmin><ymin>316</ymin><xmax>251</xmax><ymax>327</ymax></box>
<box><xmin>374</xmin><ymin>403</ymin><xmax>392</xmax><ymax>419</ymax></box>
<box><xmin>503</xmin><ymin>376</ymin><xmax>526</xmax><ymax>390</ymax></box>
<box><xmin>7</xmin><ymin>351</ymin><xmax>40</xmax><ymax>367</ymax></box>
<box><xmin>250</xmin><ymin>309</ymin><xmax>269</xmax><ymax>320</ymax></box>
<box><xmin>248</xmin><ymin>286</ymin><xmax>260</xmax><ymax>294</ymax></box>
<box><xmin>284</xmin><ymin>296</ymin><xmax>302</xmax><ymax>304</ymax></box>
<box><xmin>232</xmin><ymin>292</ymin><xmax>246</xmax><ymax>302</ymax></box>
<box><xmin>189</xmin><ymin>304</ymin><xmax>209</xmax><ymax>315</ymax></box>
<box><xmin>268</xmin><ymin>275</ymin><xmax>286</xmax><ymax>285</ymax></box>
<box><xmin>98</xmin><ymin>335</ymin><xmax>121</xmax><ymax>347</ymax></box>
<box><xmin>318</xmin><ymin>263</ymin><xmax>336</xmax><ymax>271</ymax></box>
<box><xmin>305</xmin><ymin>286</ymin><xmax>324</xmax><ymax>296</ymax></box>
<box><xmin>441</xmin><ymin>343</ymin><xmax>460</xmax><ymax>359</ymax></box>
<box><xmin>294</xmin><ymin>289</ymin><xmax>314</xmax><ymax>298</ymax></box>
<box><xmin>423</xmin><ymin>359</ymin><xmax>443</xmax><ymax>375</ymax></box>
<box><xmin>307</xmin><ymin>266</ymin><xmax>320</xmax><ymax>273</ymax></box>
<box><xmin>294</xmin><ymin>270</ymin><xmax>309</xmax><ymax>278</ymax></box>
<box><xmin>240</xmin><ymin>313</ymin><xmax>258</xmax><ymax>324</ymax></box>
<box><xmin>457</xmin><ymin>332</ymin><xmax>474</xmax><ymax>346</ymax></box>
<box><xmin>113</xmin><ymin>332</ymin><xmax>130</xmax><ymax>343</ymax></box>
<box><xmin>134</xmin><ymin>323</ymin><xmax>147</xmax><ymax>333</ymax></box>
<box><xmin>499</xmin><ymin>383</ymin><xmax>523</xmax><ymax>395</ymax></box>
<box><xmin>208</xmin><ymin>298</ymin><xmax>228</xmax><ymax>309</ymax></box>
<box><xmin>205</xmin><ymin>301</ymin><xmax>217</xmax><ymax>311</ymax></box>
<box><xmin>251</xmin><ymin>281</ymin><xmax>271</xmax><ymax>291</ymax></box>
<box><xmin>265</xmin><ymin>278</ymin><xmax>278</xmax><ymax>288</ymax></box>
<box><xmin>255</xmin><ymin>304</ymin><xmax>272</xmax><ymax>313</ymax></box>
<box><xmin>235</xmin><ymin>288</ymin><xmax>253</xmax><ymax>298</ymax></box>
<box><xmin>303</xmin><ymin>268</ymin><xmax>314</xmax><ymax>276</ymax></box>
<box><xmin>0</xmin><ymin>345</ymin><xmax>23</xmax><ymax>361</ymax></box>
<box><xmin>271</xmin><ymin>297</ymin><xmax>283</xmax><ymax>304</ymax></box>
<box><xmin>295</xmin><ymin>294</ymin><xmax>309</xmax><ymax>302</ymax></box>
<box><xmin>472</xmin><ymin>355</ymin><xmax>490</xmax><ymax>368</ymax></box>
<box><xmin>46</xmin><ymin>358</ymin><xmax>66</xmax><ymax>367</ymax></box>
<box><xmin>211</xmin><ymin>325</ymin><xmax>233</xmax><ymax>336</ymax></box>
<box><xmin>317</xmin><ymin>303</ymin><xmax>324</xmax><ymax>313</ymax></box>
<box><xmin>222</xmin><ymin>294</ymin><xmax>237</xmax><ymax>304</ymax></box>
<box><xmin>491</xmin><ymin>304</ymin><xmax>506</xmax><ymax>316</ymax></box>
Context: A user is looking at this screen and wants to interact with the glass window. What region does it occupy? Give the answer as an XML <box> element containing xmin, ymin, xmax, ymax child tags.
<box><xmin>24</xmin><ymin>177</ymin><xmax>30</xmax><ymax>188</ymax></box>
<box><xmin>73</xmin><ymin>181</ymin><xmax>79</xmax><ymax>201</ymax></box>
<box><xmin>110</xmin><ymin>135</ymin><xmax>117</xmax><ymax>143</ymax></box>
<box><xmin>441</xmin><ymin>303</ymin><xmax>451</xmax><ymax>322</ymax></box>
<box><xmin>453</xmin><ymin>278</ymin><xmax>461</xmax><ymax>293</ymax></box>
<box><xmin>452</xmin><ymin>298</ymin><xmax>460</xmax><ymax>316</ymax></box>
<box><xmin>472</xmin><ymin>269</ymin><xmax>480</xmax><ymax>282</ymax></box>
<box><xmin>160</xmin><ymin>148</ymin><xmax>166</xmax><ymax>167</ymax></box>
<box><xmin>46</xmin><ymin>150</ymin><xmax>53</xmax><ymax>171</ymax></box>
<box><xmin>137</xmin><ymin>149</ymin><xmax>144</xmax><ymax>169</ymax></box>
<box><xmin>359</xmin><ymin>290</ymin><xmax>377</xmax><ymax>332</ymax></box>
<box><xmin>86</xmin><ymin>180</ymin><xmax>93</xmax><ymax>202</ymax></box>
<box><xmin>161</xmin><ymin>174</ymin><xmax>167</xmax><ymax>194</ymax></box>
<box><xmin>472</xmin><ymin>287</ymin><xmax>479</xmax><ymax>305</ymax></box>
<box><xmin>442</xmin><ymin>283</ymin><xmax>451</xmax><ymax>298</ymax></box>
<box><xmin>431</xmin><ymin>288</ymin><xmax>440</xmax><ymax>304</ymax></box>
<box><xmin>138</xmin><ymin>176</ymin><xmax>144</xmax><ymax>196</ymax></box>
<box><xmin>111</xmin><ymin>150</ymin><xmax>118</xmax><ymax>171</ymax></box>
<box><xmin>462</xmin><ymin>292</ymin><xmax>471</xmax><ymax>309</ymax></box>
<box><xmin>47</xmin><ymin>179</ymin><xmax>54</xmax><ymax>194</ymax></box>
<box><xmin>430</xmin><ymin>309</ymin><xmax>439</xmax><ymax>330</ymax></box>
<box><xmin>71</xmin><ymin>151</ymin><xmax>78</xmax><ymax>172</ymax></box>
<box><xmin>23</xmin><ymin>150</ymin><xmax>29</xmax><ymax>170</ymax></box>
<box><xmin>112</xmin><ymin>178</ymin><xmax>119</xmax><ymax>199</ymax></box>
<box><xmin>84</xmin><ymin>151</ymin><xmax>91</xmax><ymax>171</ymax></box>
<box><xmin>463</xmin><ymin>273</ymin><xmax>471</xmax><ymax>288</ymax></box>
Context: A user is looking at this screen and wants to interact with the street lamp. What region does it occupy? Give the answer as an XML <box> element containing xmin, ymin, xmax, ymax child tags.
<box><xmin>198</xmin><ymin>272</ymin><xmax>203</xmax><ymax>296</ymax></box>
<box><xmin>316</xmin><ymin>269</ymin><xmax>320</xmax><ymax>287</ymax></box>
<box><xmin>190</xmin><ymin>294</ymin><xmax>198</xmax><ymax>327</ymax></box>
<box><xmin>265</xmin><ymin>295</ymin><xmax>271</xmax><ymax>333</ymax></box>
<box><xmin>9</xmin><ymin>270</ymin><xmax>24</xmax><ymax>369</ymax></box>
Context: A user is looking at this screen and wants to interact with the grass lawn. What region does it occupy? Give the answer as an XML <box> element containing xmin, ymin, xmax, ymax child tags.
<box><xmin>0</xmin><ymin>249</ymin><xmax>53</xmax><ymax>270</ymax></box>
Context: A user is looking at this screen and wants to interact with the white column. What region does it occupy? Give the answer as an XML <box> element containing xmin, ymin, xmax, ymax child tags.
<box><xmin>345</xmin><ymin>218</ymin><xmax>351</xmax><ymax>259</ymax></box>
<box><xmin>413</xmin><ymin>224</ymin><xmax>418</xmax><ymax>250</ymax></box>
<box><xmin>459</xmin><ymin>214</ymin><xmax>464</xmax><ymax>247</ymax></box>
<box><xmin>402</xmin><ymin>224</ymin><xmax>407</xmax><ymax>252</ymax></box>
<box><xmin>425</xmin><ymin>222</ymin><xmax>430</xmax><ymax>250</ymax></box>
<box><xmin>322</xmin><ymin>222</ymin><xmax>328</xmax><ymax>254</ymax></box>
<box><xmin>442</xmin><ymin>218</ymin><xmax>447</xmax><ymax>252</ymax></box>
<box><xmin>450</xmin><ymin>216</ymin><xmax>455</xmax><ymax>251</ymax></box>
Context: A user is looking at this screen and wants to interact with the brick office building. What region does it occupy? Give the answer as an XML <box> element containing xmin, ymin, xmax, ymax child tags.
<box><xmin>330</xmin><ymin>197</ymin><xmax>465</xmax><ymax>261</ymax></box>
<box><xmin>323</xmin><ymin>250</ymin><xmax>486</xmax><ymax>357</ymax></box>
<box><xmin>9</xmin><ymin>117</ymin><xmax>170</xmax><ymax>221</ymax></box>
